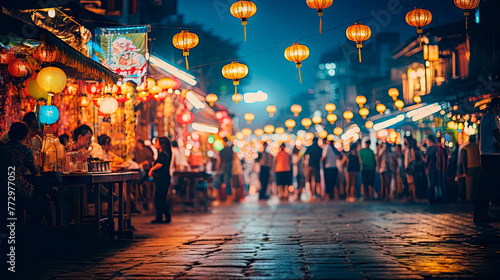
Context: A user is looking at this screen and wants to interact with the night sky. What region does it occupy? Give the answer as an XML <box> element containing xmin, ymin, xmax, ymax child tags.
<box><xmin>178</xmin><ymin>0</ymin><xmax>467</xmax><ymax>128</ymax></box>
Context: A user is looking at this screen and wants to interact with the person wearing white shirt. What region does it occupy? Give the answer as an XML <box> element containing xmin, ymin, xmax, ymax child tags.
<box><xmin>321</xmin><ymin>141</ymin><xmax>340</xmax><ymax>200</ymax></box>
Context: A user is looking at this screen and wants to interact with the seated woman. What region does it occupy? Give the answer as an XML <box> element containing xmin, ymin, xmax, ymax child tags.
<box><xmin>0</xmin><ymin>122</ymin><xmax>54</xmax><ymax>225</ymax></box>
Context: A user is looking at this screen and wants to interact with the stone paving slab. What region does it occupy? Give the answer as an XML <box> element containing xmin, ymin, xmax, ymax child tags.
<box><xmin>10</xmin><ymin>201</ymin><xmax>500</xmax><ymax>279</ymax></box>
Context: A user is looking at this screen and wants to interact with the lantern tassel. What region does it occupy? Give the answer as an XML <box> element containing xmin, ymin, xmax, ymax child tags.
<box><xmin>358</xmin><ymin>48</ymin><xmax>362</xmax><ymax>63</ymax></box>
<box><xmin>319</xmin><ymin>17</ymin><xmax>322</xmax><ymax>34</ymax></box>
<box><xmin>419</xmin><ymin>33</ymin><xmax>422</xmax><ymax>49</ymax></box>
<box><xmin>234</xmin><ymin>86</ymin><xmax>238</xmax><ymax>104</ymax></box>
<box><xmin>298</xmin><ymin>68</ymin><xmax>302</xmax><ymax>84</ymax></box>
<box><xmin>185</xmin><ymin>56</ymin><xmax>189</xmax><ymax>70</ymax></box>
<box><xmin>244</xmin><ymin>26</ymin><xmax>247</xmax><ymax>42</ymax></box>
<box><xmin>465</xmin><ymin>15</ymin><xmax>468</xmax><ymax>30</ymax></box>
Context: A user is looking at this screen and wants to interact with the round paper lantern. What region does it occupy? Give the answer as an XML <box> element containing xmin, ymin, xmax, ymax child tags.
<box><xmin>157</xmin><ymin>77</ymin><xmax>175</xmax><ymax>90</ymax></box>
<box><xmin>346</xmin><ymin>23</ymin><xmax>371</xmax><ymax>63</ymax></box>
<box><xmin>376</xmin><ymin>104</ymin><xmax>386</xmax><ymax>115</ymax></box>
<box><xmin>65</xmin><ymin>83</ymin><xmax>79</xmax><ymax>96</ymax></box>
<box><xmin>146</xmin><ymin>78</ymin><xmax>156</xmax><ymax>90</ymax></box>
<box><xmin>447</xmin><ymin>121</ymin><xmax>456</xmax><ymax>130</ymax></box>
<box><xmin>93</xmin><ymin>96</ymin><xmax>104</xmax><ymax>107</ymax></box>
<box><xmin>230</xmin><ymin>1</ymin><xmax>257</xmax><ymax>41</ymax></box>
<box><xmin>312</xmin><ymin>116</ymin><xmax>322</xmax><ymax>124</ymax></box>
<box><xmin>206</xmin><ymin>94</ymin><xmax>218</xmax><ymax>106</ymax></box>
<box><xmin>99</xmin><ymin>94</ymin><xmax>119</xmax><ymax>114</ymax></box>
<box><xmin>222</xmin><ymin>61</ymin><xmax>248</xmax><ymax>102</ymax></box>
<box><xmin>359</xmin><ymin>107</ymin><xmax>369</xmax><ymax>119</ymax></box>
<box><xmin>405</xmin><ymin>8</ymin><xmax>432</xmax><ymax>48</ymax></box>
<box><xmin>327</xmin><ymin>134</ymin><xmax>335</xmax><ymax>141</ymax></box>
<box><xmin>39</xmin><ymin>105</ymin><xmax>60</xmax><ymax>124</ymax></box>
<box><xmin>355</xmin><ymin>95</ymin><xmax>367</xmax><ymax>108</ymax></box>
<box><xmin>172</xmin><ymin>30</ymin><xmax>199</xmax><ymax>70</ymax></box>
<box><xmin>365</xmin><ymin>120</ymin><xmax>374</xmax><ymax>129</ymax></box>
<box><xmin>215</xmin><ymin>111</ymin><xmax>229</xmax><ymax>121</ymax></box>
<box><xmin>254</xmin><ymin>128</ymin><xmax>264</xmax><ymax>137</ymax></box>
<box><xmin>318</xmin><ymin>130</ymin><xmax>328</xmax><ymax>139</ymax></box>
<box><xmin>327</xmin><ymin>113</ymin><xmax>337</xmax><ymax>124</ymax></box>
<box><xmin>244</xmin><ymin>113</ymin><xmax>255</xmax><ymax>124</ymax></box>
<box><xmin>33</xmin><ymin>45</ymin><xmax>57</xmax><ymax>62</ymax></box>
<box><xmin>395</xmin><ymin>100</ymin><xmax>405</xmax><ymax>111</ymax></box>
<box><xmin>152</xmin><ymin>91</ymin><xmax>168</xmax><ymax>102</ymax></box>
<box><xmin>26</xmin><ymin>79</ymin><xmax>48</xmax><ymax>100</ymax></box>
<box><xmin>37</xmin><ymin>67</ymin><xmax>67</xmax><ymax>94</ymax></box>
<box><xmin>284</xmin><ymin>43</ymin><xmax>310</xmax><ymax>83</ymax></box>
<box><xmin>275</xmin><ymin>127</ymin><xmax>285</xmax><ymax>135</ymax></box>
<box><xmin>306</xmin><ymin>0</ymin><xmax>334</xmax><ymax>34</ymax></box>
<box><xmin>285</xmin><ymin>119</ymin><xmax>296</xmax><ymax>131</ymax></box>
<box><xmin>232</xmin><ymin>93</ymin><xmax>244</xmax><ymax>104</ymax></box>
<box><xmin>291</xmin><ymin>104</ymin><xmax>302</xmax><ymax>117</ymax></box>
<box><xmin>78</xmin><ymin>94</ymin><xmax>90</xmax><ymax>107</ymax></box>
<box><xmin>87</xmin><ymin>83</ymin><xmax>101</xmax><ymax>94</ymax></box>
<box><xmin>149</xmin><ymin>85</ymin><xmax>162</xmax><ymax>95</ymax></box>
<box><xmin>137</xmin><ymin>91</ymin><xmax>150</xmax><ymax>102</ymax></box>
<box><xmin>343</xmin><ymin>111</ymin><xmax>354</xmax><ymax>123</ymax></box>
<box><xmin>266</xmin><ymin>105</ymin><xmax>277</xmax><ymax>117</ymax></box>
<box><xmin>8</xmin><ymin>58</ymin><xmax>30</xmax><ymax>77</ymax></box>
<box><xmin>0</xmin><ymin>48</ymin><xmax>15</xmax><ymax>64</ymax></box>
<box><xmin>177</xmin><ymin>110</ymin><xmax>195</xmax><ymax>126</ymax></box>
<box><xmin>264</xmin><ymin>125</ymin><xmax>275</xmax><ymax>134</ymax></box>
<box><xmin>242</xmin><ymin>128</ymin><xmax>252</xmax><ymax>136</ymax></box>
<box><xmin>325</xmin><ymin>103</ymin><xmax>336</xmax><ymax>113</ymax></box>
<box><xmin>301</xmin><ymin>118</ymin><xmax>312</xmax><ymax>129</ymax></box>
<box><xmin>333</xmin><ymin>127</ymin><xmax>343</xmax><ymax>136</ymax></box>
<box><xmin>388</xmin><ymin>88</ymin><xmax>399</xmax><ymax>101</ymax></box>
<box><xmin>413</xmin><ymin>95</ymin><xmax>422</xmax><ymax>104</ymax></box>
<box><xmin>454</xmin><ymin>0</ymin><xmax>480</xmax><ymax>29</ymax></box>
<box><xmin>235</xmin><ymin>132</ymin><xmax>244</xmax><ymax>140</ymax></box>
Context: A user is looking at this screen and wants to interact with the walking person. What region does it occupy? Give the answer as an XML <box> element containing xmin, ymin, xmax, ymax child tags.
<box><xmin>275</xmin><ymin>143</ymin><xmax>292</xmax><ymax>200</ymax></box>
<box><xmin>216</xmin><ymin>137</ymin><xmax>234</xmax><ymax>202</ymax></box>
<box><xmin>322</xmin><ymin>140</ymin><xmax>340</xmax><ymax>200</ymax></box>
<box><xmin>292</xmin><ymin>146</ymin><xmax>306</xmax><ymax>201</ymax></box>
<box><xmin>377</xmin><ymin>142</ymin><xmax>394</xmax><ymax>200</ymax></box>
<box><xmin>475</xmin><ymin>97</ymin><xmax>500</xmax><ymax>223</ymax></box>
<box><xmin>403</xmin><ymin>136</ymin><xmax>421</xmax><ymax>202</ymax></box>
<box><xmin>461</xmin><ymin>135</ymin><xmax>481</xmax><ymax>202</ymax></box>
<box><xmin>148</xmin><ymin>137</ymin><xmax>173</xmax><ymax>224</ymax></box>
<box><xmin>346</xmin><ymin>143</ymin><xmax>361</xmax><ymax>201</ymax></box>
<box><xmin>258</xmin><ymin>142</ymin><xmax>272</xmax><ymax>200</ymax></box>
<box><xmin>359</xmin><ymin>140</ymin><xmax>376</xmax><ymax>200</ymax></box>
<box><xmin>305</xmin><ymin>137</ymin><xmax>323</xmax><ymax>199</ymax></box>
<box><xmin>423</xmin><ymin>135</ymin><xmax>440</xmax><ymax>203</ymax></box>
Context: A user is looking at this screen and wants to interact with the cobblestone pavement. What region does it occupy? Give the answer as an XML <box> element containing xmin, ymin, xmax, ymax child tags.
<box><xmin>16</xmin><ymin>199</ymin><xmax>500</xmax><ymax>279</ymax></box>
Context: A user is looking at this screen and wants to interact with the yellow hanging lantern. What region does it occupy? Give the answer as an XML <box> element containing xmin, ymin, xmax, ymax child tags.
<box><xmin>230</xmin><ymin>1</ymin><xmax>257</xmax><ymax>41</ymax></box>
<box><xmin>413</xmin><ymin>95</ymin><xmax>422</xmax><ymax>104</ymax></box>
<box><xmin>325</xmin><ymin>103</ymin><xmax>336</xmax><ymax>113</ymax></box>
<box><xmin>327</xmin><ymin>134</ymin><xmax>335</xmax><ymax>141</ymax></box>
<box><xmin>254</xmin><ymin>128</ymin><xmax>264</xmax><ymax>137</ymax></box>
<box><xmin>172</xmin><ymin>30</ymin><xmax>199</xmax><ymax>70</ymax></box>
<box><xmin>242</xmin><ymin>128</ymin><xmax>252</xmax><ymax>136</ymax></box>
<box><xmin>291</xmin><ymin>104</ymin><xmax>302</xmax><ymax>117</ymax></box>
<box><xmin>157</xmin><ymin>77</ymin><xmax>174</xmax><ymax>90</ymax></box>
<box><xmin>222</xmin><ymin>61</ymin><xmax>248</xmax><ymax>103</ymax></box>
<box><xmin>26</xmin><ymin>79</ymin><xmax>48</xmax><ymax>100</ymax></box>
<box><xmin>232</xmin><ymin>93</ymin><xmax>244</xmax><ymax>104</ymax></box>
<box><xmin>405</xmin><ymin>8</ymin><xmax>432</xmax><ymax>48</ymax></box>
<box><xmin>343</xmin><ymin>111</ymin><xmax>354</xmax><ymax>123</ymax></box>
<box><xmin>355</xmin><ymin>95</ymin><xmax>367</xmax><ymax>108</ymax></box>
<box><xmin>301</xmin><ymin>118</ymin><xmax>312</xmax><ymax>129</ymax></box>
<box><xmin>376</xmin><ymin>104</ymin><xmax>386</xmax><ymax>114</ymax></box>
<box><xmin>388</xmin><ymin>88</ymin><xmax>399</xmax><ymax>101</ymax></box>
<box><xmin>365</xmin><ymin>120</ymin><xmax>374</xmax><ymax>129</ymax></box>
<box><xmin>266</xmin><ymin>105</ymin><xmax>277</xmax><ymax>117</ymax></box>
<box><xmin>284</xmin><ymin>43</ymin><xmax>310</xmax><ymax>83</ymax></box>
<box><xmin>275</xmin><ymin>127</ymin><xmax>285</xmax><ymax>134</ymax></box>
<box><xmin>312</xmin><ymin>116</ymin><xmax>322</xmax><ymax>124</ymax></box>
<box><xmin>346</xmin><ymin>22</ymin><xmax>371</xmax><ymax>63</ymax></box>
<box><xmin>36</xmin><ymin>66</ymin><xmax>67</xmax><ymax>105</ymax></box>
<box><xmin>333</xmin><ymin>127</ymin><xmax>343</xmax><ymax>136</ymax></box>
<box><xmin>206</xmin><ymin>94</ymin><xmax>218</xmax><ymax>106</ymax></box>
<box><xmin>327</xmin><ymin>113</ymin><xmax>337</xmax><ymax>124</ymax></box>
<box><xmin>359</xmin><ymin>107</ymin><xmax>369</xmax><ymax>119</ymax></box>
<box><xmin>455</xmin><ymin>0</ymin><xmax>480</xmax><ymax>56</ymax></box>
<box><xmin>264</xmin><ymin>125</ymin><xmax>275</xmax><ymax>134</ymax></box>
<box><xmin>395</xmin><ymin>100</ymin><xmax>405</xmax><ymax>111</ymax></box>
<box><xmin>244</xmin><ymin>113</ymin><xmax>255</xmax><ymax>124</ymax></box>
<box><xmin>285</xmin><ymin>119</ymin><xmax>296</xmax><ymax>131</ymax></box>
<box><xmin>306</xmin><ymin>0</ymin><xmax>334</xmax><ymax>34</ymax></box>
<box><xmin>318</xmin><ymin>130</ymin><xmax>328</xmax><ymax>139</ymax></box>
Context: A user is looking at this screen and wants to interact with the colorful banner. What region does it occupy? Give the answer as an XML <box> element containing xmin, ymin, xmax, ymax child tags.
<box><xmin>94</xmin><ymin>26</ymin><xmax>148</xmax><ymax>84</ymax></box>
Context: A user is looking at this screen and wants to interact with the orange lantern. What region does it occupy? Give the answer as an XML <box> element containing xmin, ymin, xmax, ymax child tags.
<box><xmin>306</xmin><ymin>0</ymin><xmax>333</xmax><ymax>34</ymax></box>
<box><xmin>346</xmin><ymin>23</ymin><xmax>371</xmax><ymax>63</ymax></box>
<box><xmin>413</xmin><ymin>95</ymin><xmax>422</xmax><ymax>104</ymax></box>
<box><xmin>376</xmin><ymin>104</ymin><xmax>386</xmax><ymax>115</ymax></box>
<box><xmin>206</xmin><ymin>94</ymin><xmax>218</xmax><ymax>106</ymax></box>
<box><xmin>242</xmin><ymin>128</ymin><xmax>252</xmax><ymax>137</ymax></box>
<box><xmin>284</xmin><ymin>43</ymin><xmax>310</xmax><ymax>83</ymax></box>
<box><xmin>333</xmin><ymin>127</ymin><xmax>343</xmax><ymax>136</ymax></box>
<box><xmin>454</xmin><ymin>0</ymin><xmax>480</xmax><ymax>30</ymax></box>
<box><xmin>405</xmin><ymin>8</ymin><xmax>432</xmax><ymax>48</ymax></box>
<box><xmin>26</xmin><ymin>78</ymin><xmax>48</xmax><ymax>100</ymax></box>
<box><xmin>215</xmin><ymin>111</ymin><xmax>229</xmax><ymax>121</ymax></box>
<box><xmin>157</xmin><ymin>78</ymin><xmax>174</xmax><ymax>90</ymax></box>
<box><xmin>395</xmin><ymin>100</ymin><xmax>405</xmax><ymax>111</ymax></box>
<box><xmin>291</xmin><ymin>104</ymin><xmax>302</xmax><ymax>117</ymax></box>
<box><xmin>78</xmin><ymin>94</ymin><xmax>90</xmax><ymax>108</ymax></box>
<box><xmin>137</xmin><ymin>91</ymin><xmax>151</xmax><ymax>102</ymax></box>
<box><xmin>327</xmin><ymin>113</ymin><xmax>337</xmax><ymax>124</ymax></box>
<box><xmin>301</xmin><ymin>118</ymin><xmax>312</xmax><ymax>129</ymax></box>
<box><xmin>151</xmin><ymin>91</ymin><xmax>168</xmax><ymax>102</ymax></box>
<box><xmin>230</xmin><ymin>1</ymin><xmax>257</xmax><ymax>41</ymax></box>
<box><xmin>343</xmin><ymin>111</ymin><xmax>354</xmax><ymax>123</ymax></box>
<box><xmin>365</xmin><ymin>120</ymin><xmax>374</xmax><ymax>130</ymax></box>
<box><xmin>33</xmin><ymin>45</ymin><xmax>57</xmax><ymax>62</ymax></box>
<box><xmin>355</xmin><ymin>95</ymin><xmax>367</xmax><ymax>108</ymax></box>
<box><xmin>172</xmin><ymin>30</ymin><xmax>199</xmax><ymax>70</ymax></box>
<box><xmin>232</xmin><ymin>93</ymin><xmax>244</xmax><ymax>105</ymax></box>
<box><xmin>177</xmin><ymin>110</ymin><xmax>195</xmax><ymax>126</ymax></box>
<box><xmin>285</xmin><ymin>119</ymin><xmax>296</xmax><ymax>131</ymax></box>
<box><xmin>312</xmin><ymin>116</ymin><xmax>322</xmax><ymax>125</ymax></box>
<box><xmin>359</xmin><ymin>108</ymin><xmax>369</xmax><ymax>119</ymax></box>
<box><xmin>8</xmin><ymin>58</ymin><xmax>30</xmax><ymax>77</ymax></box>
<box><xmin>388</xmin><ymin>88</ymin><xmax>399</xmax><ymax>101</ymax></box>
<box><xmin>254</xmin><ymin>129</ymin><xmax>264</xmax><ymax>137</ymax></box>
<box><xmin>266</xmin><ymin>105</ymin><xmax>277</xmax><ymax>117</ymax></box>
<box><xmin>93</xmin><ymin>95</ymin><xmax>103</xmax><ymax>107</ymax></box>
<box><xmin>0</xmin><ymin>47</ymin><xmax>15</xmax><ymax>64</ymax></box>
<box><xmin>275</xmin><ymin>127</ymin><xmax>285</xmax><ymax>135</ymax></box>
<box><xmin>222</xmin><ymin>61</ymin><xmax>248</xmax><ymax>102</ymax></box>
<box><xmin>244</xmin><ymin>113</ymin><xmax>255</xmax><ymax>124</ymax></box>
<box><xmin>87</xmin><ymin>83</ymin><xmax>101</xmax><ymax>95</ymax></box>
<box><xmin>264</xmin><ymin>125</ymin><xmax>275</xmax><ymax>134</ymax></box>
<box><xmin>325</xmin><ymin>103</ymin><xmax>336</xmax><ymax>113</ymax></box>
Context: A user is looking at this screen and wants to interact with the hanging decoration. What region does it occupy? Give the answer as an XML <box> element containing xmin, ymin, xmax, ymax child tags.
<box><xmin>230</xmin><ymin>1</ymin><xmax>257</xmax><ymax>41</ymax></box>
<box><xmin>244</xmin><ymin>113</ymin><xmax>255</xmax><ymax>124</ymax></box>
<box><xmin>39</xmin><ymin>105</ymin><xmax>60</xmax><ymax>124</ymax></box>
<box><xmin>266</xmin><ymin>105</ymin><xmax>277</xmax><ymax>117</ymax></box>
<box><xmin>395</xmin><ymin>100</ymin><xmax>405</xmax><ymax>111</ymax></box>
<box><xmin>388</xmin><ymin>88</ymin><xmax>399</xmax><ymax>101</ymax></box>
<box><xmin>264</xmin><ymin>125</ymin><xmax>275</xmax><ymax>134</ymax></box>
<box><xmin>359</xmin><ymin>108</ymin><xmax>369</xmax><ymax>119</ymax></box>
<box><xmin>177</xmin><ymin>110</ymin><xmax>195</xmax><ymax>127</ymax></box>
<box><xmin>36</xmin><ymin>66</ymin><xmax>67</xmax><ymax>106</ymax></box>
<box><xmin>306</xmin><ymin>0</ymin><xmax>334</xmax><ymax>34</ymax></box>
<box><xmin>454</xmin><ymin>0</ymin><xmax>480</xmax><ymax>58</ymax></box>
<box><xmin>346</xmin><ymin>23</ymin><xmax>371</xmax><ymax>63</ymax></box>
<box><xmin>376</xmin><ymin>104</ymin><xmax>386</xmax><ymax>115</ymax></box>
<box><xmin>325</xmin><ymin>103</ymin><xmax>336</xmax><ymax>113</ymax></box>
<box><xmin>301</xmin><ymin>118</ymin><xmax>312</xmax><ymax>129</ymax></box>
<box><xmin>26</xmin><ymin>78</ymin><xmax>48</xmax><ymax>100</ymax></box>
<box><xmin>284</xmin><ymin>43</ymin><xmax>310</xmax><ymax>83</ymax></box>
<box><xmin>206</xmin><ymin>94</ymin><xmax>218</xmax><ymax>106</ymax></box>
<box><xmin>33</xmin><ymin>44</ymin><xmax>57</xmax><ymax>63</ymax></box>
<box><xmin>343</xmin><ymin>111</ymin><xmax>353</xmax><ymax>123</ymax></box>
<box><xmin>254</xmin><ymin>128</ymin><xmax>264</xmax><ymax>137</ymax></box>
<box><xmin>327</xmin><ymin>113</ymin><xmax>337</xmax><ymax>124</ymax></box>
<box><xmin>365</xmin><ymin>121</ymin><xmax>374</xmax><ymax>129</ymax></box>
<box><xmin>291</xmin><ymin>104</ymin><xmax>302</xmax><ymax>117</ymax></box>
<box><xmin>285</xmin><ymin>119</ymin><xmax>296</xmax><ymax>131</ymax></box>
<box><xmin>405</xmin><ymin>8</ymin><xmax>432</xmax><ymax>48</ymax></box>
<box><xmin>222</xmin><ymin>61</ymin><xmax>248</xmax><ymax>103</ymax></box>
<box><xmin>333</xmin><ymin>127</ymin><xmax>343</xmax><ymax>136</ymax></box>
<box><xmin>78</xmin><ymin>94</ymin><xmax>90</xmax><ymax>107</ymax></box>
<box><xmin>0</xmin><ymin>47</ymin><xmax>15</xmax><ymax>64</ymax></box>
<box><xmin>355</xmin><ymin>95</ymin><xmax>367</xmax><ymax>108</ymax></box>
<box><xmin>8</xmin><ymin>58</ymin><xmax>31</xmax><ymax>77</ymax></box>
<box><xmin>99</xmin><ymin>93</ymin><xmax>119</xmax><ymax>114</ymax></box>
<box><xmin>312</xmin><ymin>116</ymin><xmax>322</xmax><ymax>125</ymax></box>
<box><xmin>232</xmin><ymin>93</ymin><xmax>244</xmax><ymax>104</ymax></box>
<box><xmin>413</xmin><ymin>95</ymin><xmax>422</xmax><ymax>104</ymax></box>
<box><xmin>275</xmin><ymin>127</ymin><xmax>285</xmax><ymax>135</ymax></box>
<box><xmin>172</xmin><ymin>30</ymin><xmax>199</xmax><ymax>70</ymax></box>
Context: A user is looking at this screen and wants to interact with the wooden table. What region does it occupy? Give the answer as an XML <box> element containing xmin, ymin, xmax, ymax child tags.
<box><xmin>27</xmin><ymin>171</ymin><xmax>139</xmax><ymax>239</ymax></box>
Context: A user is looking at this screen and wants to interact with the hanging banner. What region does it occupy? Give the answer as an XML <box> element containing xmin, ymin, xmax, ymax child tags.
<box><xmin>94</xmin><ymin>26</ymin><xmax>149</xmax><ymax>84</ymax></box>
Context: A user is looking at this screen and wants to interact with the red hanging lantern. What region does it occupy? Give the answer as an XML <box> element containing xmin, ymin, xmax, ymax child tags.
<box><xmin>65</xmin><ymin>83</ymin><xmax>79</xmax><ymax>96</ymax></box>
<box><xmin>137</xmin><ymin>91</ymin><xmax>151</xmax><ymax>102</ymax></box>
<box><xmin>230</xmin><ymin>1</ymin><xmax>257</xmax><ymax>41</ymax></box>
<box><xmin>8</xmin><ymin>58</ymin><xmax>31</xmax><ymax>77</ymax></box>
<box><xmin>454</xmin><ymin>0</ymin><xmax>480</xmax><ymax>30</ymax></box>
<box><xmin>172</xmin><ymin>76</ymin><xmax>181</xmax><ymax>90</ymax></box>
<box><xmin>115</xmin><ymin>93</ymin><xmax>130</xmax><ymax>103</ymax></box>
<box><xmin>306</xmin><ymin>0</ymin><xmax>334</xmax><ymax>34</ymax></box>
<box><xmin>33</xmin><ymin>45</ymin><xmax>57</xmax><ymax>63</ymax></box>
<box><xmin>87</xmin><ymin>83</ymin><xmax>101</xmax><ymax>95</ymax></box>
<box><xmin>93</xmin><ymin>96</ymin><xmax>104</xmax><ymax>107</ymax></box>
<box><xmin>0</xmin><ymin>47</ymin><xmax>15</xmax><ymax>64</ymax></box>
<box><xmin>215</xmin><ymin>111</ymin><xmax>229</xmax><ymax>121</ymax></box>
<box><xmin>346</xmin><ymin>23</ymin><xmax>371</xmax><ymax>63</ymax></box>
<box><xmin>177</xmin><ymin>110</ymin><xmax>195</xmax><ymax>126</ymax></box>
<box><xmin>172</xmin><ymin>30</ymin><xmax>199</xmax><ymax>70</ymax></box>
<box><xmin>151</xmin><ymin>91</ymin><xmax>168</xmax><ymax>102</ymax></box>
<box><xmin>284</xmin><ymin>43</ymin><xmax>310</xmax><ymax>84</ymax></box>
<box><xmin>405</xmin><ymin>8</ymin><xmax>432</xmax><ymax>48</ymax></box>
